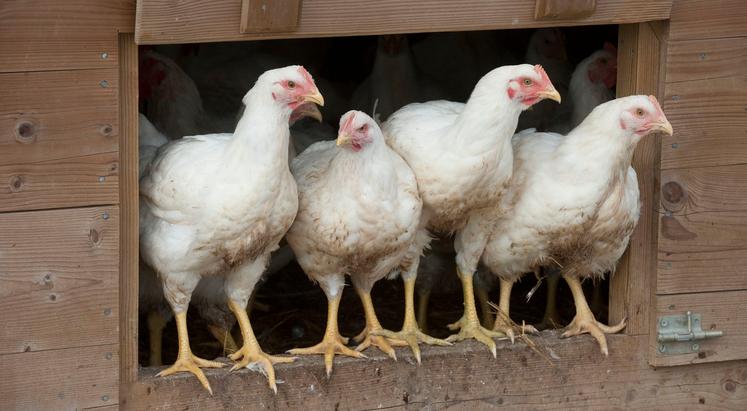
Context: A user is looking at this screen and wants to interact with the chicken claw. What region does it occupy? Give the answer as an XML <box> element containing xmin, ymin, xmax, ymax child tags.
<box><xmin>353</xmin><ymin>287</ymin><xmax>407</xmax><ymax>360</ymax></box>
<box><xmin>562</xmin><ymin>275</ymin><xmax>626</xmax><ymax>356</ymax></box>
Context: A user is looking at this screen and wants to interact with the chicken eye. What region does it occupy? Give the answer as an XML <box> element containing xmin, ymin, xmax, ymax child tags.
<box><xmin>287</xmin><ymin>80</ymin><xmax>296</xmax><ymax>89</ymax></box>
<box><xmin>358</xmin><ymin>124</ymin><xmax>368</xmax><ymax>132</ymax></box>
<box><xmin>599</xmin><ymin>58</ymin><xmax>608</xmax><ymax>65</ymax></box>
<box><xmin>523</xmin><ymin>78</ymin><xmax>533</xmax><ymax>86</ymax></box>
<box><xmin>635</xmin><ymin>108</ymin><xmax>645</xmax><ymax>117</ymax></box>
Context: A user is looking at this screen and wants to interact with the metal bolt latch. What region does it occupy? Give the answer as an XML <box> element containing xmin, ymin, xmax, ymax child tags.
<box><xmin>657</xmin><ymin>311</ymin><xmax>723</xmax><ymax>355</ymax></box>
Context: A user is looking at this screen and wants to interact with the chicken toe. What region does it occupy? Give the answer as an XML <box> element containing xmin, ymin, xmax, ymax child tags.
<box><xmin>353</xmin><ymin>287</ymin><xmax>406</xmax><ymax>360</ymax></box>
<box><xmin>446</xmin><ymin>270</ymin><xmax>505</xmax><ymax>357</ymax></box>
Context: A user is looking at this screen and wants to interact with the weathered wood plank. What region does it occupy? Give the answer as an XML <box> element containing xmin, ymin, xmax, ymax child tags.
<box><xmin>0</xmin><ymin>68</ymin><xmax>119</xmax><ymax>167</ymax></box>
<box><xmin>118</xmin><ymin>32</ymin><xmax>140</xmax><ymax>407</ymax></box>
<box><xmin>669</xmin><ymin>0</ymin><xmax>747</xmax><ymax>41</ymax></box>
<box><xmin>609</xmin><ymin>22</ymin><xmax>663</xmax><ymax>336</ymax></box>
<box><xmin>666</xmin><ymin>37</ymin><xmax>747</xmax><ymax>83</ymax></box>
<box><xmin>0</xmin><ymin>152</ymin><xmax>118</xmax><ymax>213</ymax></box>
<box><xmin>0</xmin><ymin>0</ymin><xmax>135</xmax><ymax>72</ymax></box>
<box><xmin>0</xmin><ymin>344</ymin><xmax>118</xmax><ymax>411</ymax></box>
<box><xmin>0</xmin><ymin>206</ymin><xmax>119</xmax><ymax>355</ymax></box>
<box><xmin>241</xmin><ymin>0</ymin><xmax>302</xmax><ymax>33</ymax></box>
<box><xmin>651</xmin><ymin>290</ymin><xmax>747</xmax><ymax>367</ymax></box>
<box><xmin>136</xmin><ymin>0</ymin><xmax>672</xmax><ymax>44</ymax></box>
<box><xmin>661</xmin><ymin>75</ymin><xmax>747</xmax><ymax>170</ymax></box>
<box><xmin>658</xmin><ymin>164</ymin><xmax>747</xmax><ymax>295</ymax></box>
<box><xmin>129</xmin><ymin>334</ymin><xmax>747</xmax><ymax>410</ymax></box>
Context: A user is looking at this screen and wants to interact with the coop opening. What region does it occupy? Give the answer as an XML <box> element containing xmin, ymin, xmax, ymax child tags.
<box><xmin>136</xmin><ymin>25</ymin><xmax>620</xmax><ymax>371</ymax></box>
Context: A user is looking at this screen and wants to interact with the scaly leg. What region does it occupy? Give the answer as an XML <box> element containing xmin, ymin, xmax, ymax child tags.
<box><xmin>492</xmin><ymin>279</ymin><xmax>537</xmax><ymax>343</ymax></box>
<box><xmin>288</xmin><ymin>293</ymin><xmax>364</xmax><ymax>377</ymax></box>
<box><xmin>372</xmin><ymin>277</ymin><xmax>451</xmax><ymax>364</ymax></box>
<box><xmin>207</xmin><ymin>324</ymin><xmax>239</xmax><ymax>356</ymax></box>
<box><xmin>147</xmin><ymin>310</ymin><xmax>168</xmax><ymax>367</ymax></box>
<box><xmin>228</xmin><ymin>299</ymin><xmax>295</xmax><ymax>393</ymax></box>
<box><xmin>536</xmin><ymin>273</ymin><xmax>562</xmax><ymax>330</ymax></box>
<box><xmin>353</xmin><ymin>286</ymin><xmax>407</xmax><ymax>360</ymax></box>
<box><xmin>445</xmin><ymin>269</ymin><xmax>504</xmax><ymax>357</ymax></box>
<box><xmin>562</xmin><ymin>275</ymin><xmax>626</xmax><ymax>356</ymax></box>
<box><xmin>156</xmin><ymin>311</ymin><xmax>225</xmax><ymax>395</ymax></box>
<box><xmin>416</xmin><ymin>289</ymin><xmax>431</xmax><ymax>334</ymax></box>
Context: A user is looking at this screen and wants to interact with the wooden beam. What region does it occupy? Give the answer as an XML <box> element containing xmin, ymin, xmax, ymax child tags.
<box><xmin>534</xmin><ymin>0</ymin><xmax>596</xmax><ymax>20</ymax></box>
<box><xmin>118</xmin><ymin>32</ymin><xmax>139</xmax><ymax>409</ymax></box>
<box><xmin>0</xmin><ymin>68</ymin><xmax>119</xmax><ymax>167</ymax></box>
<box><xmin>240</xmin><ymin>0</ymin><xmax>302</xmax><ymax>33</ymax></box>
<box><xmin>665</xmin><ymin>37</ymin><xmax>747</xmax><ymax>84</ymax></box>
<box><xmin>135</xmin><ymin>0</ymin><xmax>672</xmax><ymax>44</ymax></box>
<box><xmin>0</xmin><ymin>344</ymin><xmax>119</xmax><ymax>410</ymax></box>
<box><xmin>129</xmin><ymin>334</ymin><xmax>747</xmax><ymax>409</ymax></box>
<box><xmin>669</xmin><ymin>0</ymin><xmax>747</xmax><ymax>41</ymax></box>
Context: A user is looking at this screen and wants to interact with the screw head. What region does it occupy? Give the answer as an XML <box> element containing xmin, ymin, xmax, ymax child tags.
<box><xmin>104</xmin><ymin>308</ymin><xmax>112</xmax><ymax>316</ymax></box>
<box><xmin>98</xmin><ymin>176</ymin><xmax>105</xmax><ymax>183</ymax></box>
<box><xmin>102</xmin><ymin>212</ymin><xmax>109</xmax><ymax>220</ymax></box>
<box><xmin>660</xmin><ymin>320</ymin><xmax>669</xmax><ymax>327</ymax></box>
<box><xmin>101</xmin><ymin>395</ymin><xmax>109</xmax><ymax>402</ymax></box>
<box><xmin>100</xmin><ymin>52</ymin><xmax>109</xmax><ymax>60</ymax></box>
<box><xmin>99</xmin><ymin>80</ymin><xmax>109</xmax><ymax>88</ymax></box>
<box><xmin>692</xmin><ymin>343</ymin><xmax>700</xmax><ymax>351</ymax></box>
<box><xmin>671</xmin><ymin>143</ymin><xmax>679</xmax><ymax>149</ymax></box>
<box><xmin>105</xmin><ymin>352</ymin><xmax>113</xmax><ymax>360</ymax></box>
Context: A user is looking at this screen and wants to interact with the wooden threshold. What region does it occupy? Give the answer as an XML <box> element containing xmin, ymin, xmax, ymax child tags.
<box><xmin>126</xmin><ymin>332</ymin><xmax>747</xmax><ymax>409</ymax></box>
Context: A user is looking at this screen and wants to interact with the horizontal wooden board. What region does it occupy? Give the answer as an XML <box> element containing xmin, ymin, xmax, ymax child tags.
<box><xmin>666</xmin><ymin>37</ymin><xmax>747</xmax><ymax>83</ymax></box>
<box><xmin>129</xmin><ymin>334</ymin><xmax>747</xmax><ymax>410</ymax></box>
<box><xmin>0</xmin><ymin>344</ymin><xmax>118</xmax><ymax>411</ymax></box>
<box><xmin>652</xmin><ymin>290</ymin><xmax>747</xmax><ymax>366</ymax></box>
<box><xmin>0</xmin><ymin>152</ymin><xmax>118</xmax><ymax>212</ymax></box>
<box><xmin>136</xmin><ymin>0</ymin><xmax>672</xmax><ymax>44</ymax></box>
<box><xmin>669</xmin><ymin>0</ymin><xmax>747</xmax><ymax>41</ymax></box>
<box><xmin>660</xmin><ymin>75</ymin><xmax>747</xmax><ymax>170</ymax></box>
<box><xmin>0</xmin><ymin>0</ymin><xmax>135</xmax><ymax>72</ymax></box>
<box><xmin>0</xmin><ymin>68</ymin><xmax>119</xmax><ymax>167</ymax></box>
<box><xmin>658</xmin><ymin>164</ymin><xmax>747</xmax><ymax>295</ymax></box>
<box><xmin>0</xmin><ymin>206</ymin><xmax>119</xmax><ymax>355</ymax></box>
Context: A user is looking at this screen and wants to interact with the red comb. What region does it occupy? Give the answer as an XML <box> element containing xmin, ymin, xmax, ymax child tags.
<box><xmin>604</xmin><ymin>41</ymin><xmax>617</xmax><ymax>54</ymax></box>
<box><xmin>297</xmin><ymin>66</ymin><xmax>316</xmax><ymax>87</ymax></box>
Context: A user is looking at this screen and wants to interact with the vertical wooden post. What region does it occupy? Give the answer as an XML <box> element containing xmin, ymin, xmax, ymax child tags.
<box><xmin>610</xmin><ymin>22</ymin><xmax>667</xmax><ymax>338</ymax></box>
<box><xmin>118</xmin><ymin>32</ymin><xmax>139</xmax><ymax>407</ymax></box>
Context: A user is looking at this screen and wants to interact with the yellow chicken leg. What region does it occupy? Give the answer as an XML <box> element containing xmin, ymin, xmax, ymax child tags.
<box><xmin>147</xmin><ymin>310</ymin><xmax>168</xmax><ymax>367</ymax></box>
<box><xmin>372</xmin><ymin>277</ymin><xmax>451</xmax><ymax>364</ymax></box>
<box><xmin>353</xmin><ymin>286</ymin><xmax>407</xmax><ymax>360</ymax></box>
<box><xmin>492</xmin><ymin>279</ymin><xmax>537</xmax><ymax>343</ymax></box>
<box><xmin>156</xmin><ymin>311</ymin><xmax>225</xmax><ymax>395</ymax></box>
<box><xmin>207</xmin><ymin>324</ymin><xmax>239</xmax><ymax>356</ymax></box>
<box><xmin>561</xmin><ymin>275</ymin><xmax>626</xmax><ymax>356</ymax></box>
<box><xmin>288</xmin><ymin>293</ymin><xmax>365</xmax><ymax>377</ymax></box>
<box><xmin>446</xmin><ymin>269</ymin><xmax>504</xmax><ymax>356</ymax></box>
<box><xmin>227</xmin><ymin>299</ymin><xmax>294</xmax><ymax>394</ymax></box>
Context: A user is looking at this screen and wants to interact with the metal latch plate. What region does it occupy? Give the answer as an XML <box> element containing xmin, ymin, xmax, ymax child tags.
<box><xmin>657</xmin><ymin>311</ymin><xmax>723</xmax><ymax>355</ymax></box>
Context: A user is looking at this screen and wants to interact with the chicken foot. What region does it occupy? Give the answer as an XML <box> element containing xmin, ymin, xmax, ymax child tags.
<box><xmin>156</xmin><ymin>311</ymin><xmax>225</xmax><ymax>395</ymax></box>
<box><xmin>288</xmin><ymin>293</ymin><xmax>365</xmax><ymax>377</ymax></box>
<box><xmin>353</xmin><ymin>286</ymin><xmax>407</xmax><ymax>360</ymax></box>
<box><xmin>446</xmin><ymin>269</ymin><xmax>504</xmax><ymax>357</ymax></box>
<box><xmin>372</xmin><ymin>276</ymin><xmax>451</xmax><ymax>364</ymax></box>
<box><xmin>491</xmin><ymin>279</ymin><xmax>538</xmax><ymax>343</ymax></box>
<box><xmin>227</xmin><ymin>299</ymin><xmax>295</xmax><ymax>394</ymax></box>
<box><xmin>561</xmin><ymin>275</ymin><xmax>626</xmax><ymax>356</ymax></box>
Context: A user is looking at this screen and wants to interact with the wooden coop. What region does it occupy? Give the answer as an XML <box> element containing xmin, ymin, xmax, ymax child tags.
<box><xmin>1</xmin><ymin>0</ymin><xmax>746</xmax><ymax>409</ymax></box>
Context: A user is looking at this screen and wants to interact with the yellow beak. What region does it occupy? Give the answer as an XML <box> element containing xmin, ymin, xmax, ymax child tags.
<box><xmin>653</xmin><ymin>119</ymin><xmax>674</xmax><ymax>136</ymax></box>
<box><xmin>538</xmin><ymin>87</ymin><xmax>562</xmax><ymax>104</ymax></box>
<box><xmin>302</xmin><ymin>89</ymin><xmax>325</xmax><ymax>107</ymax></box>
<box><xmin>336</xmin><ymin>132</ymin><xmax>351</xmax><ymax>146</ymax></box>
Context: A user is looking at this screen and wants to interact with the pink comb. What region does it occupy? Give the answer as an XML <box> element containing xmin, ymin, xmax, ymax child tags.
<box><xmin>648</xmin><ymin>95</ymin><xmax>665</xmax><ymax>117</ymax></box>
<box><xmin>297</xmin><ymin>66</ymin><xmax>316</xmax><ymax>88</ymax></box>
<box><xmin>341</xmin><ymin>111</ymin><xmax>356</xmax><ymax>133</ymax></box>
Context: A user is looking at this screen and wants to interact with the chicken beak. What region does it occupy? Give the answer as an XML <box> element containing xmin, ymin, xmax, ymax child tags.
<box><xmin>302</xmin><ymin>89</ymin><xmax>325</xmax><ymax>107</ymax></box>
<box><xmin>538</xmin><ymin>87</ymin><xmax>561</xmax><ymax>104</ymax></box>
<box><xmin>336</xmin><ymin>132</ymin><xmax>351</xmax><ymax>147</ymax></box>
<box><xmin>652</xmin><ymin>119</ymin><xmax>674</xmax><ymax>136</ymax></box>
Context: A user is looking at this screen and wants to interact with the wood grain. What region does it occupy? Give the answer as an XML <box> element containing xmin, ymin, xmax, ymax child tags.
<box><xmin>609</xmin><ymin>22</ymin><xmax>662</xmax><ymax>336</ymax></box>
<box><xmin>666</xmin><ymin>37</ymin><xmax>747</xmax><ymax>84</ymax></box>
<box><xmin>0</xmin><ymin>0</ymin><xmax>135</xmax><ymax>73</ymax></box>
<box><xmin>0</xmin><ymin>68</ymin><xmax>119</xmax><ymax>167</ymax></box>
<box><xmin>657</xmin><ymin>164</ymin><xmax>747</xmax><ymax>295</ymax></box>
<box><xmin>651</xmin><ymin>290</ymin><xmax>747</xmax><ymax>367</ymax></box>
<box><xmin>241</xmin><ymin>0</ymin><xmax>302</xmax><ymax>33</ymax></box>
<box><xmin>136</xmin><ymin>0</ymin><xmax>672</xmax><ymax>44</ymax></box>
<box><xmin>118</xmin><ymin>32</ymin><xmax>140</xmax><ymax>407</ymax></box>
<box><xmin>0</xmin><ymin>151</ymin><xmax>118</xmax><ymax>213</ymax></box>
<box><xmin>534</xmin><ymin>0</ymin><xmax>596</xmax><ymax>20</ymax></box>
<box><xmin>0</xmin><ymin>206</ymin><xmax>119</xmax><ymax>355</ymax></box>
<box><xmin>660</xmin><ymin>75</ymin><xmax>747</xmax><ymax>170</ymax></box>
<box><xmin>130</xmin><ymin>334</ymin><xmax>747</xmax><ymax>410</ymax></box>
<box><xmin>669</xmin><ymin>0</ymin><xmax>747</xmax><ymax>41</ymax></box>
<box><xmin>0</xmin><ymin>344</ymin><xmax>118</xmax><ymax>410</ymax></box>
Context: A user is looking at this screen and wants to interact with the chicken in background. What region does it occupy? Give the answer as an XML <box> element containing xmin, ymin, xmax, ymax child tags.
<box><xmin>379</xmin><ymin>64</ymin><xmax>561</xmax><ymax>359</ymax></box>
<box><xmin>518</xmin><ymin>29</ymin><xmax>573</xmax><ymax>132</ymax></box>
<box><xmin>139</xmin><ymin>66</ymin><xmax>324</xmax><ymax>394</ymax></box>
<box><xmin>477</xmin><ymin>96</ymin><xmax>672</xmax><ymax>355</ymax></box>
<box><xmin>286</xmin><ymin>111</ymin><xmax>421</xmax><ymax>375</ymax></box>
<box><xmin>351</xmin><ymin>35</ymin><xmax>447</xmax><ymax>121</ymax></box>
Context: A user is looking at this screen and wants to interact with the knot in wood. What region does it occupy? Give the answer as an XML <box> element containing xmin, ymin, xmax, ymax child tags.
<box><xmin>662</xmin><ymin>181</ymin><xmax>684</xmax><ymax>204</ymax></box>
<box><xmin>8</xmin><ymin>175</ymin><xmax>23</xmax><ymax>192</ymax></box>
<box><xmin>89</xmin><ymin>228</ymin><xmax>102</xmax><ymax>245</ymax></box>
<box><xmin>14</xmin><ymin>119</ymin><xmax>37</xmax><ymax>143</ymax></box>
<box><xmin>99</xmin><ymin>124</ymin><xmax>114</xmax><ymax>137</ymax></box>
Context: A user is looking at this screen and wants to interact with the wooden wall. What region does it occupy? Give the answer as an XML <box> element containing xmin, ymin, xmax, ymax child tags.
<box><xmin>0</xmin><ymin>1</ymin><xmax>134</xmax><ymax>409</ymax></box>
<box><xmin>652</xmin><ymin>0</ymin><xmax>747</xmax><ymax>366</ymax></box>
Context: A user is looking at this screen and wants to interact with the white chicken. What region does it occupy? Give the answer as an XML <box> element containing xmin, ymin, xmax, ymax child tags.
<box><xmin>379</xmin><ymin>64</ymin><xmax>561</xmax><ymax>358</ymax></box>
<box><xmin>477</xmin><ymin>95</ymin><xmax>673</xmax><ymax>355</ymax></box>
<box><xmin>139</xmin><ymin>66</ymin><xmax>324</xmax><ymax>394</ymax></box>
<box><xmin>285</xmin><ymin>111</ymin><xmax>421</xmax><ymax>375</ymax></box>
